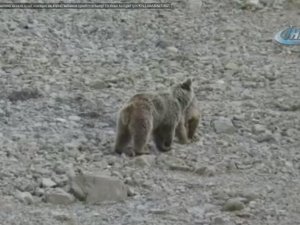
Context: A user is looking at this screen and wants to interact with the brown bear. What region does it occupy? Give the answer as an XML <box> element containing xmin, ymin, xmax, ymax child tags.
<box><xmin>114</xmin><ymin>79</ymin><xmax>194</xmax><ymax>156</ymax></box>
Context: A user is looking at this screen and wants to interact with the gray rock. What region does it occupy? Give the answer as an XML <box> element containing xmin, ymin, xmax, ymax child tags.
<box><xmin>89</xmin><ymin>80</ymin><xmax>109</xmax><ymax>89</ymax></box>
<box><xmin>51</xmin><ymin>211</ymin><xmax>73</xmax><ymax>222</ymax></box>
<box><xmin>245</xmin><ymin>0</ymin><xmax>260</xmax><ymax>6</ymax></box>
<box><xmin>224</xmin><ymin>62</ymin><xmax>240</xmax><ymax>71</ymax></box>
<box><xmin>166</xmin><ymin>46</ymin><xmax>178</xmax><ymax>53</ymax></box>
<box><xmin>127</xmin><ymin>187</ymin><xmax>137</xmax><ymax>197</ymax></box>
<box><xmin>41</xmin><ymin>178</ymin><xmax>56</xmax><ymax>188</ymax></box>
<box><xmin>240</xmin><ymin>191</ymin><xmax>259</xmax><ymax>203</ymax></box>
<box><xmin>252</xmin><ymin>124</ymin><xmax>267</xmax><ymax>134</ymax></box>
<box><xmin>53</xmin><ymin>162</ymin><xmax>67</xmax><ymax>175</ymax></box>
<box><xmin>255</xmin><ymin>130</ymin><xmax>276</xmax><ymax>143</ymax></box>
<box><xmin>223</xmin><ymin>198</ymin><xmax>245</xmax><ymax>211</ymax></box>
<box><xmin>34</xmin><ymin>188</ymin><xmax>45</xmax><ymax>197</ymax></box>
<box><xmin>238</xmin><ymin>0</ymin><xmax>262</xmax><ymax>9</ymax></box>
<box><xmin>15</xmin><ymin>191</ymin><xmax>34</xmax><ymax>204</ymax></box>
<box><xmin>248</xmin><ymin>200</ymin><xmax>257</xmax><ymax>209</ymax></box>
<box><xmin>45</xmin><ymin>188</ymin><xmax>75</xmax><ymax>205</ymax></box>
<box><xmin>194</xmin><ymin>166</ymin><xmax>216</xmax><ymax>176</ymax></box>
<box><xmin>54</xmin><ymin>118</ymin><xmax>67</xmax><ymax>123</ymax></box>
<box><xmin>70</xmin><ymin>171</ymin><xmax>128</xmax><ymax>203</ymax></box>
<box><xmin>68</xmin><ymin>115</ymin><xmax>81</xmax><ymax>121</ymax></box>
<box><xmin>212</xmin><ymin>217</ymin><xmax>226</xmax><ymax>225</ymax></box>
<box><xmin>188</xmin><ymin>0</ymin><xmax>203</xmax><ymax>13</ymax></box>
<box><xmin>213</xmin><ymin>117</ymin><xmax>235</xmax><ymax>134</ymax></box>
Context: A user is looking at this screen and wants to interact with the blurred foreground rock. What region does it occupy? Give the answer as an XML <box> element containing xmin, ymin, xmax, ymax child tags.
<box><xmin>70</xmin><ymin>171</ymin><xmax>128</xmax><ymax>203</ymax></box>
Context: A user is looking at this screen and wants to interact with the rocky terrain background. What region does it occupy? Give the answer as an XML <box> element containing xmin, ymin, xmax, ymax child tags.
<box><xmin>0</xmin><ymin>0</ymin><xmax>300</xmax><ymax>224</ymax></box>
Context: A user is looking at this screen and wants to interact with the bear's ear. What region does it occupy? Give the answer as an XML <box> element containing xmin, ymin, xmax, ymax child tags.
<box><xmin>181</xmin><ymin>78</ymin><xmax>192</xmax><ymax>90</ymax></box>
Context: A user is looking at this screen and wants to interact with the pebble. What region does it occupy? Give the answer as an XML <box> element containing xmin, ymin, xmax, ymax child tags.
<box><xmin>51</xmin><ymin>211</ymin><xmax>73</xmax><ymax>222</ymax></box>
<box><xmin>213</xmin><ymin>117</ymin><xmax>235</xmax><ymax>134</ymax></box>
<box><xmin>89</xmin><ymin>80</ymin><xmax>108</xmax><ymax>89</ymax></box>
<box><xmin>166</xmin><ymin>46</ymin><xmax>178</xmax><ymax>53</ymax></box>
<box><xmin>53</xmin><ymin>162</ymin><xmax>67</xmax><ymax>175</ymax></box>
<box><xmin>251</xmin><ymin>124</ymin><xmax>267</xmax><ymax>134</ymax></box>
<box><xmin>54</xmin><ymin>118</ymin><xmax>67</xmax><ymax>123</ymax></box>
<box><xmin>223</xmin><ymin>198</ymin><xmax>245</xmax><ymax>211</ymax></box>
<box><xmin>41</xmin><ymin>178</ymin><xmax>56</xmax><ymax>188</ymax></box>
<box><xmin>68</xmin><ymin>115</ymin><xmax>81</xmax><ymax>121</ymax></box>
<box><xmin>127</xmin><ymin>187</ymin><xmax>137</xmax><ymax>197</ymax></box>
<box><xmin>195</xmin><ymin>166</ymin><xmax>216</xmax><ymax>176</ymax></box>
<box><xmin>255</xmin><ymin>130</ymin><xmax>276</xmax><ymax>143</ymax></box>
<box><xmin>212</xmin><ymin>217</ymin><xmax>226</xmax><ymax>225</ymax></box>
<box><xmin>225</xmin><ymin>62</ymin><xmax>240</xmax><ymax>71</ymax></box>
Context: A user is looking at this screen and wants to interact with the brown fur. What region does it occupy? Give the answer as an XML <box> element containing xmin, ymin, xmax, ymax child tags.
<box><xmin>114</xmin><ymin>79</ymin><xmax>194</xmax><ymax>156</ymax></box>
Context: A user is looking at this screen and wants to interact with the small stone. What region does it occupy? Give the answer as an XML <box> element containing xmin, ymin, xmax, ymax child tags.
<box><xmin>245</xmin><ymin>0</ymin><xmax>260</xmax><ymax>6</ymax></box>
<box><xmin>223</xmin><ymin>198</ymin><xmax>245</xmax><ymax>211</ymax></box>
<box><xmin>282</xmin><ymin>128</ymin><xmax>297</xmax><ymax>137</ymax></box>
<box><xmin>127</xmin><ymin>187</ymin><xmax>136</xmax><ymax>197</ymax></box>
<box><xmin>51</xmin><ymin>211</ymin><xmax>73</xmax><ymax>222</ymax></box>
<box><xmin>124</xmin><ymin>177</ymin><xmax>136</xmax><ymax>185</ymax></box>
<box><xmin>239</xmin><ymin>0</ymin><xmax>262</xmax><ymax>9</ymax></box>
<box><xmin>41</xmin><ymin>178</ymin><xmax>56</xmax><ymax>188</ymax></box>
<box><xmin>45</xmin><ymin>188</ymin><xmax>75</xmax><ymax>205</ymax></box>
<box><xmin>248</xmin><ymin>200</ymin><xmax>257</xmax><ymax>209</ymax></box>
<box><xmin>90</xmin><ymin>80</ymin><xmax>108</xmax><ymax>89</ymax></box>
<box><xmin>240</xmin><ymin>191</ymin><xmax>259</xmax><ymax>202</ymax></box>
<box><xmin>213</xmin><ymin>117</ymin><xmax>235</xmax><ymax>134</ymax></box>
<box><xmin>213</xmin><ymin>217</ymin><xmax>226</xmax><ymax>225</ymax></box>
<box><xmin>166</xmin><ymin>46</ymin><xmax>178</xmax><ymax>53</ymax></box>
<box><xmin>195</xmin><ymin>166</ymin><xmax>216</xmax><ymax>176</ymax></box>
<box><xmin>195</xmin><ymin>166</ymin><xmax>207</xmax><ymax>175</ymax></box>
<box><xmin>242</xmin><ymin>81</ymin><xmax>257</xmax><ymax>88</ymax></box>
<box><xmin>235</xmin><ymin>211</ymin><xmax>253</xmax><ymax>218</ymax></box>
<box><xmin>34</xmin><ymin>188</ymin><xmax>45</xmax><ymax>197</ymax></box>
<box><xmin>214</xmin><ymin>79</ymin><xmax>226</xmax><ymax>90</ymax></box>
<box><xmin>54</xmin><ymin>118</ymin><xmax>67</xmax><ymax>123</ymax></box>
<box><xmin>15</xmin><ymin>191</ymin><xmax>34</xmax><ymax>204</ymax></box>
<box><xmin>252</xmin><ymin>124</ymin><xmax>267</xmax><ymax>134</ymax></box>
<box><xmin>255</xmin><ymin>130</ymin><xmax>276</xmax><ymax>143</ymax></box>
<box><xmin>68</xmin><ymin>115</ymin><xmax>81</xmax><ymax>121</ymax></box>
<box><xmin>53</xmin><ymin>162</ymin><xmax>67</xmax><ymax>175</ymax></box>
<box><xmin>225</xmin><ymin>62</ymin><xmax>240</xmax><ymax>71</ymax></box>
<box><xmin>155</xmin><ymin>39</ymin><xmax>170</xmax><ymax>49</ymax></box>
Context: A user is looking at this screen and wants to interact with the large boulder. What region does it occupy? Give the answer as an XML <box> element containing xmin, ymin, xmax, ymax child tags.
<box><xmin>70</xmin><ymin>171</ymin><xmax>128</xmax><ymax>204</ymax></box>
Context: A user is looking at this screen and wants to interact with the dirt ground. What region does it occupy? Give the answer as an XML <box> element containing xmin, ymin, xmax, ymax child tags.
<box><xmin>0</xmin><ymin>0</ymin><xmax>300</xmax><ymax>224</ymax></box>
